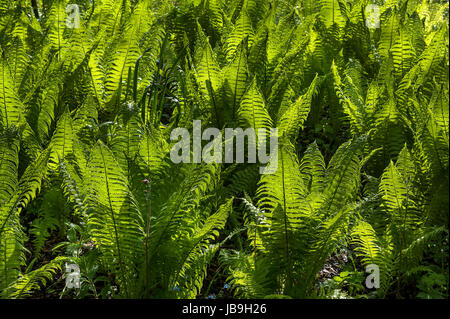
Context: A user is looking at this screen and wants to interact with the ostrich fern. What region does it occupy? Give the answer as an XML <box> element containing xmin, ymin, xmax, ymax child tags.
<box><xmin>0</xmin><ymin>0</ymin><xmax>448</xmax><ymax>299</ymax></box>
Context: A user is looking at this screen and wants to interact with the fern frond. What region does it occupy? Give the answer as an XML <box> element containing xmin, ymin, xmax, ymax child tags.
<box><xmin>300</xmin><ymin>203</ymin><xmax>352</xmax><ymax>297</ymax></box>
<box><xmin>0</xmin><ymin>127</ymin><xmax>19</xmax><ymax>206</ymax></box>
<box><xmin>277</xmin><ymin>74</ymin><xmax>319</xmax><ymax>139</ymax></box>
<box><xmin>86</xmin><ymin>141</ymin><xmax>144</xmax><ymax>297</ymax></box>
<box><xmin>0</xmin><ymin>128</ymin><xmax>22</xmax><ymax>292</ymax></box>
<box><xmin>257</xmin><ymin>141</ymin><xmax>306</xmax><ymax>220</ymax></box>
<box><xmin>48</xmin><ymin>111</ymin><xmax>74</xmax><ymax>167</ymax></box>
<box><xmin>0</xmin><ymin>148</ymin><xmax>51</xmax><ymax>292</ymax></box>
<box><xmin>219</xmin><ymin>250</ymin><xmax>274</xmax><ymax>298</ymax></box>
<box><xmin>391</xmin><ymin>26</ymin><xmax>416</xmax><ymax>79</ymax></box>
<box><xmin>237</xmin><ymin>79</ymin><xmax>273</xmax><ymax>132</ymax></box>
<box><xmin>173</xmin><ymin>198</ymin><xmax>233</xmax><ymax>298</ymax></box>
<box><xmin>378</xmin><ymin>10</ymin><xmax>399</xmax><ymax>59</ymax></box>
<box><xmin>2</xmin><ymin>257</ymin><xmax>70</xmax><ymax>299</ymax></box>
<box><xmin>0</xmin><ymin>56</ymin><xmax>24</xmax><ymax>128</ymax></box>
<box><xmin>222</xmin><ymin>41</ymin><xmax>249</xmax><ymax>121</ymax></box>
<box><xmin>109</xmin><ymin>113</ymin><xmax>142</xmax><ymax>174</ymax></box>
<box><xmin>319</xmin><ymin>0</ymin><xmax>346</xmax><ymax>29</ymax></box>
<box><xmin>226</xmin><ymin>9</ymin><xmax>254</xmax><ymax>61</ymax></box>
<box><xmin>299</xmin><ymin>141</ymin><xmax>326</xmax><ymax>194</ymax></box>
<box><xmin>321</xmin><ymin>136</ymin><xmax>365</xmax><ymax>217</ymax></box>
<box><xmin>351</xmin><ymin>221</ymin><xmax>394</xmax><ymax>296</ymax></box>
<box><xmin>138</xmin><ymin>125</ymin><xmax>169</xmax><ymax>177</ymax></box>
<box><xmin>47</xmin><ymin>0</ymin><xmax>68</xmax><ymax>59</ymax></box>
<box><xmin>195</xmin><ymin>38</ymin><xmax>222</xmax><ymax>108</ymax></box>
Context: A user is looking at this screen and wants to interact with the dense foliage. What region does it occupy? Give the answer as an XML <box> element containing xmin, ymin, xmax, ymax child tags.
<box><xmin>0</xmin><ymin>0</ymin><xmax>448</xmax><ymax>299</ymax></box>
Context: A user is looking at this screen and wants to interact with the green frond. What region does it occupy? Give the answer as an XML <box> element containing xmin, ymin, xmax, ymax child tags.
<box><xmin>300</xmin><ymin>204</ymin><xmax>352</xmax><ymax>297</ymax></box>
<box><xmin>219</xmin><ymin>250</ymin><xmax>274</xmax><ymax>298</ymax></box>
<box><xmin>225</xmin><ymin>9</ymin><xmax>254</xmax><ymax>61</ymax></box>
<box><xmin>379</xmin><ymin>153</ymin><xmax>423</xmax><ymax>248</ymax></box>
<box><xmin>149</xmin><ymin>163</ymin><xmax>219</xmax><ymax>252</ymax></box>
<box><xmin>138</xmin><ymin>125</ymin><xmax>169</xmax><ymax>177</ymax></box>
<box><xmin>351</xmin><ymin>221</ymin><xmax>381</xmax><ymax>266</ymax></box>
<box><xmin>222</xmin><ymin>41</ymin><xmax>249</xmax><ymax>121</ymax></box>
<box><xmin>277</xmin><ymin>74</ymin><xmax>319</xmax><ymax>139</ymax></box>
<box><xmin>110</xmin><ymin>113</ymin><xmax>142</xmax><ymax>173</ymax></box>
<box><xmin>378</xmin><ymin>10</ymin><xmax>399</xmax><ymax>59</ymax></box>
<box><xmin>237</xmin><ymin>79</ymin><xmax>273</xmax><ymax>132</ymax></box>
<box><xmin>104</xmin><ymin>34</ymin><xmax>141</xmax><ymax>105</ymax></box>
<box><xmin>1</xmin><ymin>147</ymin><xmax>50</xmax><ymax>293</ymax></box>
<box><xmin>2</xmin><ymin>257</ymin><xmax>70</xmax><ymax>298</ymax></box>
<box><xmin>195</xmin><ymin>39</ymin><xmax>222</xmax><ymax>100</ymax></box>
<box><xmin>402</xmin><ymin>226</ymin><xmax>447</xmax><ymax>268</ymax></box>
<box><xmin>0</xmin><ymin>148</ymin><xmax>51</xmax><ymax>225</ymax></box>
<box><xmin>319</xmin><ymin>0</ymin><xmax>347</xmax><ymax>29</ymax></box>
<box><xmin>257</xmin><ymin>141</ymin><xmax>306</xmax><ymax>219</ymax></box>
<box><xmin>0</xmin><ymin>127</ymin><xmax>19</xmax><ymax>206</ymax></box>
<box><xmin>35</xmin><ymin>80</ymin><xmax>59</xmax><ymax>143</ymax></box>
<box><xmin>299</xmin><ymin>141</ymin><xmax>326</xmax><ymax>194</ymax></box>
<box><xmin>173</xmin><ymin>198</ymin><xmax>233</xmax><ymax>298</ymax></box>
<box><xmin>0</xmin><ymin>210</ymin><xmax>25</xmax><ymax>293</ymax></box>
<box><xmin>351</xmin><ymin>221</ymin><xmax>394</xmax><ymax>296</ymax></box>
<box><xmin>49</xmin><ymin>111</ymin><xmax>74</xmax><ymax>167</ymax></box>
<box><xmin>0</xmin><ymin>128</ymin><xmax>22</xmax><ymax>292</ymax></box>
<box><xmin>321</xmin><ymin>136</ymin><xmax>365</xmax><ymax>216</ymax></box>
<box><xmin>248</xmin><ymin>21</ymin><xmax>269</xmax><ymax>89</ymax></box>
<box><xmin>86</xmin><ymin>141</ymin><xmax>144</xmax><ymax>297</ymax></box>
<box><xmin>47</xmin><ymin>0</ymin><xmax>68</xmax><ymax>59</ymax></box>
<box><xmin>202</xmin><ymin>0</ymin><xmax>224</xmax><ymax>37</ymax></box>
<box><xmin>391</xmin><ymin>25</ymin><xmax>416</xmax><ymax>79</ymax></box>
<box><xmin>0</xmin><ymin>57</ymin><xmax>24</xmax><ymax>128</ymax></box>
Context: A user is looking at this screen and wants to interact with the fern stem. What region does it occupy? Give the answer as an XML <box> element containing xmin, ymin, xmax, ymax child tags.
<box><xmin>144</xmin><ymin>179</ymin><xmax>151</xmax><ymax>299</ymax></box>
<box><xmin>279</xmin><ymin>147</ymin><xmax>292</xmax><ymax>290</ymax></box>
<box><xmin>31</xmin><ymin>0</ymin><xmax>39</xmax><ymax>19</ymax></box>
<box><xmin>99</xmin><ymin>146</ymin><xmax>128</xmax><ymax>297</ymax></box>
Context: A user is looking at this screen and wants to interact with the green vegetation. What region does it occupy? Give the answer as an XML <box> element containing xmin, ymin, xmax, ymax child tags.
<box><xmin>0</xmin><ymin>0</ymin><xmax>448</xmax><ymax>299</ymax></box>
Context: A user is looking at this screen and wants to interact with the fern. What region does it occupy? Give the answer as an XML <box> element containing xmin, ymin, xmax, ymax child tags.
<box><xmin>85</xmin><ymin>141</ymin><xmax>144</xmax><ymax>297</ymax></box>
<box><xmin>237</xmin><ymin>78</ymin><xmax>273</xmax><ymax>132</ymax></box>
<box><xmin>0</xmin><ymin>0</ymin><xmax>447</xmax><ymax>300</ymax></box>
<box><xmin>2</xmin><ymin>257</ymin><xmax>70</xmax><ymax>298</ymax></box>
<box><xmin>0</xmin><ymin>56</ymin><xmax>24</xmax><ymax>128</ymax></box>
